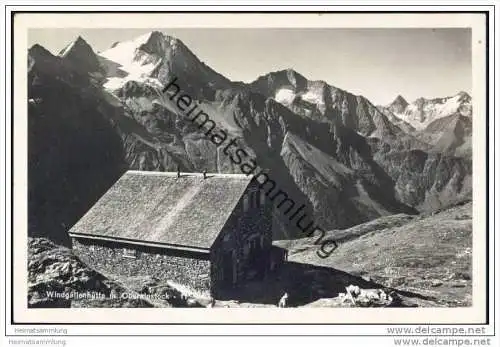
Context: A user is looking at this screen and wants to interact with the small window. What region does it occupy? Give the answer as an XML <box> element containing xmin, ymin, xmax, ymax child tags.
<box><xmin>260</xmin><ymin>189</ymin><xmax>266</xmax><ymax>206</ymax></box>
<box><xmin>243</xmin><ymin>194</ymin><xmax>249</xmax><ymax>211</ymax></box>
<box><xmin>255</xmin><ymin>190</ymin><xmax>261</xmax><ymax>208</ymax></box>
<box><xmin>123</xmin><ymin>248</ymin><xmax>137</xmax><ymax>258</ymax></box>
<box><xmin>243</xmin><ymin>243</ymin><xmax>250</xmax><ymax>257</ymax></box>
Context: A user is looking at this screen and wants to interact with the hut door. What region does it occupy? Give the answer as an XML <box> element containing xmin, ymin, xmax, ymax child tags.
<box><xmin>247</xmin><ymin>235</ymin><xmax>265</xmax><ymax>280</ymax></box>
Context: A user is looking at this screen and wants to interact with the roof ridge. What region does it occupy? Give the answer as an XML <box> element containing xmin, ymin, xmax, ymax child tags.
<box><xmin>125</xmin><ymin>170</ymin><xmax>253</xmax><ymax>179</ymax></box>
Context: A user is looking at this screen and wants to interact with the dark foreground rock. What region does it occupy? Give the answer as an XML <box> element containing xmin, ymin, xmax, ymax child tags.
<box><xmin>28</xmin><ymin>237</ymin><xmax>209</xmax><ymax>308</ymax></box>
<box><xmin>28</xmin><ymin>237</ymin><xmax>153</xmax><ymax>308</ymax></box>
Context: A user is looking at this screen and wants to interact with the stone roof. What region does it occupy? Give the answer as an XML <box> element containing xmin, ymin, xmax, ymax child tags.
<box><xmin>68</xmin><ymin>170</ymin><xmax>253</xmax><ymax>250</ymax></box>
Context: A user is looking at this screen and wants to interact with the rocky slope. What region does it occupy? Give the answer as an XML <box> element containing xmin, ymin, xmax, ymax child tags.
<box><xmin>276</xmin><ymin>201</ymin><xmax>472</xmax><ymax>307</ymax></box>
<box><xmin>28</xmin><ymin>31</ymin><xmax>472</xmax><ymax>242</ymax></box>
<box><xmin>281</xmin><ymin>132</ymin><xmax>415</xmax><ymax>228</ymax></box>
<box><xmin>28</xmin><ymin>44</ymin><xmax>127</xmax><ymax>245</ymax></box>
<box><xmin>419</xmin><ymin>114</ymin><xmax>472</xmax><ymax>157</ymax></box>
<box><xmin>371</xmin><ymin>146</ymin><xmax>472</xmax><ymax>211</ymax></box>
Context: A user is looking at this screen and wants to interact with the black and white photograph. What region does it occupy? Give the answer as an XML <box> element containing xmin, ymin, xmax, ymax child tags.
<box><xmin>26</xmin><ymin>25</ymin><xmax>475</xmax><ymax>309</ymax></box>
<box><xmin>6</xmin><ymin>10</ymin><xmax>493</xmax><ymax>331</ymax></box>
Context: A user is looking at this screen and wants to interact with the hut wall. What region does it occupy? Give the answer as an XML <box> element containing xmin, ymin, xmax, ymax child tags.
<box><xmin>210</xmin><ymin>182</ymin><xmax>273</xmax><ymax>298</ymax></box>
<box><xmin>72</xmin><ymin>238</ymin><xmax>211</xmax><ymax>295</ymax></box>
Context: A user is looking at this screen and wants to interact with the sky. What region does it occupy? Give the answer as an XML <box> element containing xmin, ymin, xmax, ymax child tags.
<box><xmin>28</xmin><ymin>28</ymin><xmax>472</xmax><ymax>105</ymax></box>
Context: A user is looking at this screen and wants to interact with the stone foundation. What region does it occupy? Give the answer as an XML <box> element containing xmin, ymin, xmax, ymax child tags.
<box><xmin>72</xmin><ymin>238</ymin><xmax>211</xmax><ymax>295</ymax></box>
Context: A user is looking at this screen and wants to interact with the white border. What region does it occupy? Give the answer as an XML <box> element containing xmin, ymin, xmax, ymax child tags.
<box><xmin>2</xmin><ymin>4</ymin><xmax>496</xmax><ymax>339</ymax></box>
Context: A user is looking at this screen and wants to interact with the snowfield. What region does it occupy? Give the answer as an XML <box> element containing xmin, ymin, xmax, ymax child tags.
<box><xmin>392</xmin><ymin>93</ymin><xmax>471</xmax><ymax>131</ymax></box>
<box><xmin>99</xmin><ymin>32</ymin><xmax>164</xmax><ymax>90</ymax></box>
<box><xmin>274</xmin><ymin>88</ymin><xmax>296</xmax><ymax>105</ymax></box>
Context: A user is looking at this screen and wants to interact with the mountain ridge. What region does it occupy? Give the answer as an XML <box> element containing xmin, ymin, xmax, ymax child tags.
<box><xmin>27</xmin><ymin>32</ymin><xmax>472</xmax><ymax>244</ymax></box>
<box><xmin>378</xmin><ymin>90</ymin><xmax>472</xmax><ymax>157</ymax></box>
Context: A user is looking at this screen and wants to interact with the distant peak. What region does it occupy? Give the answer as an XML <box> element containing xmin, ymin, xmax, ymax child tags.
<box><xmin>75</xmin><ymin>36</ymin><xmax>86</xmax><ymax>44</ymax></box>
<box><xmin>67</xmin><ymin>35</ymin><xmax>91</xmax><ymax>48</ymax></box>
<box><xmin>147</xmin><ymin>30</ymin><xmax>167</xmax><ymax>40</ymax></box>
<box><xmin>387</xmin><ymin>94</ymin><xmax>409</xmax><ymax>113</ymax></box>
<box><xmin>139</xmin><ymin>31</ymin><xmax>166</xmax><ymax>45</ymax></box>
<box><xmin>391</xmin><ymin>95</ymin><xmax>408</xmax><ymax>107</ymax></box>
<box><xmin>264</xmin><ymin>68</ymin><xmax>306</xmax><ymax>83</ymax></box>
<box><xmin>56</xmin><ymin>35</ymin><xmax>103</xmax><ymax>74</ymax></box>
<box><xmin>283</xmin><ymin>68</ymin><xmax>303</xmax><ymax>78</ymax></box>
<box><xmin>29</xmin><ymin>43</ymin><xmax>51</xmax><ymax>55</ymax></box>
<box><xmin>73</xmin><ymin>36</ymin><xmax>93</xmax><ymax>50</ymax></box>
<box><xmin>58</xmin><ymin>35</ymin><xmax>95</xmax><ymax>58</ymax></box>
<box><xmin>28</xmin><ymin>44</ymin><xmax>57</xmax><ymax>64</ymax></box>
<box><xmin>136</xmin><ymin>31</ymin><xmax>184</xmax><ymax>57</ymax></box>
<box><xmin>456</xmin><ymin>91</ymin><xmax>471</xmax><ymax>101</ymax></box>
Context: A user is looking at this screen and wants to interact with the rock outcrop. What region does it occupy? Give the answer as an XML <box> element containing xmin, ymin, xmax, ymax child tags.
<box><xmin>28</xmin><ymin>237</ymin><xmax>153</xmax><ymax>308</ymax></box>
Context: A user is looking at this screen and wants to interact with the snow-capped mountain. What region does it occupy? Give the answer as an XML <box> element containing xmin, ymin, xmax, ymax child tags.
<box><xmin>387</xmin><ymin>92</ymin><xmax>472</xmax><ymax>131</ymax></box>
<box><xmin>97</xmin><ymin>31</ymin><xmax>231</xmax><ymax>98</ymax></box>
<box><xmin>249</xmin><ymin>69</ymin><xmax>427</xmax><ymax>150</ymax></box>
<box><xmin>98</xmin><ymin>32</ymin><xmax>167</xmax><ymax>90</ymax></box>
<box><xmin>378</xmin><ymin>92</ymin><xmax>472</xmax><ymax>157</ymax></box>
<box><xmin>27</xmin><ymin>31</ymin><xmax>472</xmax><ymax>243</ymax></box>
